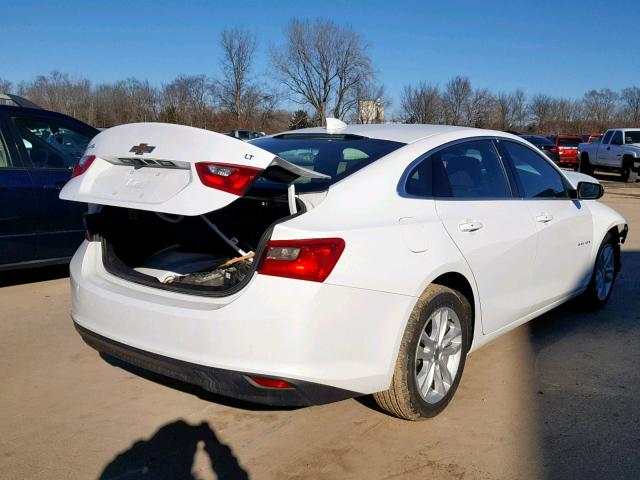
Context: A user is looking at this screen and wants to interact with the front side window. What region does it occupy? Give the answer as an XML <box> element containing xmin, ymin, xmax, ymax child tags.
<box><xmin>502</xmin><ymin>141</ymin><xmax>569</xmax><ymax>199</ymax></box>
<box><xmin>12</xmin><ymin>117</ymin><xmax>93</xmax><ymax>169</ymax></box>
<box><xmin>432</xmin><ymin>140</ymin><xmax>511</xmax><ymax>198</ymax></box>
<box><xmin>610</xmin><ymin>131</ymin><xmax>623</xmax><ymax>146</ymax></box>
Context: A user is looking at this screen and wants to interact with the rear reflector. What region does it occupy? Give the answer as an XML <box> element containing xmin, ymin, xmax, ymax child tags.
<box><xmin>247</xmin><ymin>376</ymin><xmax>294</xmax><ymax>389</ymax></box>
<box><xmin>71</xmin><ymin>155</ymin><xmax>96</xmax><ymax>178</ymax></box>
<box><xmin>258</xmin><ymin>238</ymin><xmax>345</xmax><ymax>282</ymax></box>
<box><xmin>195</xmin><ymin>162</ymin><xmax>263</xmax><ymax>196</ymax></box>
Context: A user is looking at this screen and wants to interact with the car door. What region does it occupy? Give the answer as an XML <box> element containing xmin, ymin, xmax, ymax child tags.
<box><xmin>497</xmin><ymin>139</ymin><xmax>593</xmax><ymax>310</ymax></box>
<box><xmin>433</xmin><ymin>139</ymin><xmax>538</xmax><ymax>334</ymax></box>
<box><xmin>9</xmin><ymin>113</ymin><xmax>96</xmax><ymax>261</ymax></box>
<box><xmin>605</xmin><ymin>130</ymin><xmax>624</xmax><ymax>167</ymax></box>
<box><xmin>596</xmin><ymin>130</ymin><xmax>614</xmax><ymax>166</ymax></box>
<box><xmin>0</xmin><ymin>114</ymin><xmax>38</xmax><ymax>267</ymax></box>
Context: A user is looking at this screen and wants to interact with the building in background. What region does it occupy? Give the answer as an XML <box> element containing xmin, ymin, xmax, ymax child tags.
<box><xmin>357</xmin><ymin>98</ymin><xmax>384</xmax><ymax>124</ymax></box>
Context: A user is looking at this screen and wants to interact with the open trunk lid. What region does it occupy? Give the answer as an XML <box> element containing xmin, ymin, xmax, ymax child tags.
<box><xmin>60</xmin><ymin>122</ymin><xmax>326</xmax><ymax>216</ymax></box>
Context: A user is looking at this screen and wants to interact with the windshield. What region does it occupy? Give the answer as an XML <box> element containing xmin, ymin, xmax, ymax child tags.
<box><xmin>624</xmin><ymin>131</ymin><xmax>640</xmax><ymax>144</ymax></box>
<box><xmin>250</xmin><ymin>134</ymin><xmax>405</xmax><ymax>192</ymax></box>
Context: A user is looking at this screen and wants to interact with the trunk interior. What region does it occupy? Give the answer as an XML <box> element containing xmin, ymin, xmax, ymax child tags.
<box><xmin>93</xmin><ymin>193</ymin><xmax>296</xmax><ymax>295</ymax></box>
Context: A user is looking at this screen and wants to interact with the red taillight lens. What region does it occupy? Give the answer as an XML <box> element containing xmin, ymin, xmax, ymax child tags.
<box><xmin>258</xmin><ymin>238</ymin><xmax>345</xmax><ymax>283</ymax></box>
<box><xmin>72</xmin><ymin>155</ymin><xmax>96</xmax><ymax>178</ymax></box>
<box><xmin>195</xmin><ymin>162</ymin><xmax>263</xmax><ymax>196</ymax></box>
<box><xmin>247</xmin><ymin>376</ymin><xmax>294</xmax><ymax>389</ymax></box>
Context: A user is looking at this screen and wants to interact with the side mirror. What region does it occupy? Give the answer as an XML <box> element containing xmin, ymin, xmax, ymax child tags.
<box><xmin>577</xmin><ymin>181</ymin><xmax>604</xmax><ymax>200</ymax></box>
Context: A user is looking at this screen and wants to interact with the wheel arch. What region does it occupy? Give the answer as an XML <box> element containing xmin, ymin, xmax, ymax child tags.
<box><xmin>431</xmin><ymin>272</ymin><xmax>476</xmax><ymax>351</ymax></box>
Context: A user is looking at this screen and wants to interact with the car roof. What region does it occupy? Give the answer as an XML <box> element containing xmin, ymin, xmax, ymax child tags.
<box><xmin>0</xmin><ymin>104</ymin><xmax>99</xmax><ymax>132</ymax></box>
<box><xmin>278</xmin><ymin>123</ymin><xmax>514</xmax><ymax>144</ymax></box>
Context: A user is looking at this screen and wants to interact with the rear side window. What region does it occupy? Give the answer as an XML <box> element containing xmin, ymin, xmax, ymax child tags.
<box><xmin>625</xmin><ymin>131</ymin><xmax>640</xmax><ymax>144</ymax></box>
<box><xmin>0</xmin><ymin>135</ymin><xmax>8</xmax><ymax>167</ymax></box>
<box><xmin>602</xmin><ymin>130</ymin><xmax>614</xmax><ymax>144</ymax></box>
<box><xmin>501</xmin><ymin>141</ymin><xmax>569</xmax><ymax>199</ymax></box>
<box><xmin>432</xmin><ymin>140</ymin><xmax>511</xmax><ymax>198</ymax></box>
<box><xmin>251</xmin><ymin>135</ymin><xmax>405</xmax><ymax>192</ymax></box>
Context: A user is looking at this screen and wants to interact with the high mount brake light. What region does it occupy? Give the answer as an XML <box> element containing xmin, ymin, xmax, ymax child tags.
<box><xmin>195</xmin><ymin>162</ymin><xmax>263</xmax><ymax>195</ymax></box>
<box><xmin>258</xmin><ymin>238</ymin><xmax>345</xmax><ymax>283</ymax></box>
<box><xmin>72</xmin><ymin>155</ymin><xmax>96</xmax><ymax>178</ymax></box>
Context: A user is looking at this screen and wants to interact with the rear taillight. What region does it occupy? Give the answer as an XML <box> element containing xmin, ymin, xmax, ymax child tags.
<box><xmin>195</xmin><ymin>162</ymin><xmax>263</xmax><ymax>196</ymax></box>
<box><xmin>72</xmin><ymin>155</ymin><xmax>96</xmax><ymax>178</ymax></box>
<box><xmin>258</xmin><ymin>238</ymin><xmax>345</xmax><ymax>283</ymax></box>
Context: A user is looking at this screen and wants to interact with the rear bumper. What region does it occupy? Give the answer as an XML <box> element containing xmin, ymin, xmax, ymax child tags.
<box><xmin>75</xmin><ymin>322</ymin><xmax>358</xmax><ymax>406</ymax></box>
<box><xmin>70</xmin><ymin>241</ymin><xmax>414</xmax><ymax>399</ymax></box>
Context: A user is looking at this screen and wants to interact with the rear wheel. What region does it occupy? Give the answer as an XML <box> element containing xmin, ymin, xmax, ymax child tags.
<box><xmin>373</xmin><ymin>284</ymin><xmax>471</xmax><ymax>420</ymax></box>
<box><xmin>579</xmin><ymin>154</ymin><xmax>594</xmax><ymax>175</ymax></box>
<box><xmin>620</xmin><ymin>158</ymin><xmax>638</xmax><ymax>183</ymax></box>
<box><xmin>583</xmin><ymin>233</ymin><xmax>618</xmax><ymax>309</ymax></box>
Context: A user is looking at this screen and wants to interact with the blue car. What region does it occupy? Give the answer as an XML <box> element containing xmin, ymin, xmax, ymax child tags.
<box><xmin>0</xmin><ymin>94</ymin><xmax>99</xmax><ymax>270</ymax></box>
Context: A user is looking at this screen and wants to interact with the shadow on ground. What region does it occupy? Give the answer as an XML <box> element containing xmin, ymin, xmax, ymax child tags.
<box><xmin>527</xmin><ymin>251</ymin><xmax>640</xmax><ymax>479</ymax></box>
<box><xmin>0</xmin><ymin>264</ymin><xmax>69</xmax><ymax>287</ymax></box>
<box><xmin>99</xmin><ymin>420</ymin><xmax>248</xmax><ymax>480</ymax></box>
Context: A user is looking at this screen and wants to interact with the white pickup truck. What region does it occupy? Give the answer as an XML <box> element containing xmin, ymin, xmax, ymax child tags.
<box><xmin>578</xmin><ymin>128</ymin><xmax>640</xmax><ymax>182</ymax></box>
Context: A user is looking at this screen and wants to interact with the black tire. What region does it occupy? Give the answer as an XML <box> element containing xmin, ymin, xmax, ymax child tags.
<box><xmin>582</xmin><ymin>233</ymin><xmax>618</xmax><ymax>309</ymax></box>
<box><xmin>579</xmin><ymin>154</ymin><xmax>594</xmax><ymax>175</ymax></box>
<box><xmin>620</xmin><ymin>158</ymin><xmax>638</xmax><ymax>183</ymax></box>
<box><xmin>373</xmin><ymin>284</ymin><xmax>471</xmax><ymax>421</ymax></box>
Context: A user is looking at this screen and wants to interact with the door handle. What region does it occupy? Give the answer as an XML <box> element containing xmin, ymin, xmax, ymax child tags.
<box><xmin>43</xmin><ymin>180</ymin><xmax>67</xmax><ymax>190</ymax></box>
<box><xmin>606</xmin><ymin>147</ymin><xmax>611</xmax><ymax>150</ymax></box>
<box><xmin>536</xmin><ymin>213</ymin><xmax>554</xmax><ymax>223</ymax></box>
<box><xmin>459</xmin><ymin>221</ymin><xmax>483</xmax><ymax>232</ymax></box>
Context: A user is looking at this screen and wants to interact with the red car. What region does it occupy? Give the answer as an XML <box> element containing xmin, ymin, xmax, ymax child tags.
<box><xmin>548</xmin><ymin>135</ymin><xmax>582</xmax><ymax>170</ymax></box>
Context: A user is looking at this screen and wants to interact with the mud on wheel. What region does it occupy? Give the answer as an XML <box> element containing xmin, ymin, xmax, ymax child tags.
<box><xmin>374</xmin><ymin>284</ymin><xmax>471</xmax><ymax>421</ymax></box>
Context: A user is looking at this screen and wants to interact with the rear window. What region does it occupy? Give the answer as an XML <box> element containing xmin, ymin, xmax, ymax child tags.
<box><xmin>522</xmin><ymin>136</ymin><xmax>554</xmax><ymax>145</ymax></box>
<box><xmin>251</xmin><ymin>135</ymin><xmax>405</xmax><ymax>192</ymax></box>
<box><xmin>558</xmin><ymin>138</ymin><xmax>580</xmax><ymax>147</ymax></box>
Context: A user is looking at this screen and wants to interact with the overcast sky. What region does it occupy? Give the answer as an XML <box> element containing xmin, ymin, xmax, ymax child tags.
<box><xmin>2</xmin><ymin>0</ymin><xmax>637</xmax><ymax>114</ymax></box>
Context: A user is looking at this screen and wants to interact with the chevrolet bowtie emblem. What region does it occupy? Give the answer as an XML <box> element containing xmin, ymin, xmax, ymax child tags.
<box><xmin>129</xmin><ymin>143</ymin><xmax>156</xmax><ymax>155</ymax></box>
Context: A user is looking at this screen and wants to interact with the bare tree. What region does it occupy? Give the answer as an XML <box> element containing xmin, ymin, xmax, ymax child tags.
<box><xmin>160</xmin><ymin>75</ymin><xmax>215</xmax><ymax>128</ymax></box>
<box><xmin>0</xmin><ymin>78</ymin><xmax>12</xmax><ymax>94</ymax></box>
<box><xmin>494</xmin><ymin>92</ymin><xmax>511</xmax><ymax>131</ymax></box>
<box><xmin>583</xmin><ymin>88</ymin><xmax>618</xmax><ymax>130</ymax></box>
<box><xmin>271</xmin><ymin>19</ymin><xmax>374</xmax><ymax>124</ymax></box>
<box><xmin>218</xmin><ymin>28</ymin><xmax>257</xmax><ymax>122</ymax></box>
<box><xmin>466</xmin><ymin>88</ymin><xmax>495</xmax><ymax>128</ymax></box>
<box><xmin>509</xmin><ymin>89</ymin><xmax>527</xmax><ymax>130</ymax></box>
<box><xmin>620</xmin><ymin>87</ymin><xmax>640</xmax><ymax>125</ymax></box>
<box><xmin>442</xmin><ymin>76</ymin><xmax>472</xmax><ymax>125</ymax></box>
<box><xmin>400</xmin><ymin>82</ymin><xmax>441</xmax><ymax>123</ymax></box>
<box><xmin>528</xmin><ymin>94</ymin><xmax>555</xmax><ymax>130</ymax></box>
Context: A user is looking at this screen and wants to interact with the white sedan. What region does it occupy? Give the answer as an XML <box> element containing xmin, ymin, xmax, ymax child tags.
<box><xmin>61</xmin><ymin>120</ymin><xmax>628</xmax><ymax>420</ymax></box>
